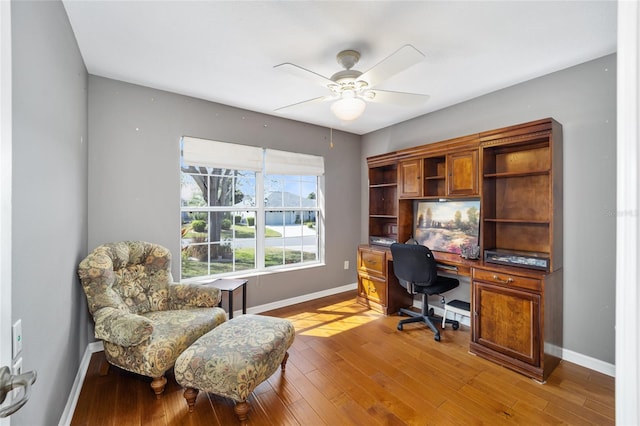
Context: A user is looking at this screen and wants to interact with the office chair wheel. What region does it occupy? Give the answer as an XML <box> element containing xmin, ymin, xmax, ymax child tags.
<box><xmin>397</xmin><ymin>324</ymin><xmax>403</xmax><ymax>331</ymax></box>
<box><xmin>434</xmin><ymin>334</ymin><xmax>441</xmax><ymax>342</ymax></box>
<box><xmin>452</xmin><ymin>322</ymin><xmax>460</xmax><ymax>330</ymax></box>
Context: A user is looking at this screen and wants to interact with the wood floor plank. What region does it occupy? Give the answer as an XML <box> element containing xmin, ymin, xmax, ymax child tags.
<box><xmin>316</xmin><ymin>357</ymin><xmax>390</xmax><ymax>415</ymax></box>
<box><xmin>72</xmin><ymin>290</ymin><xmax>615</xmax><ymax>426</ymax></box>
<box><xmin>510</xmin><ymin>400</ymin><xmax>566</xmax><ymax>424</ymax></box>
<box><xmin>254</xmin><ymin>388</ymin><xmax>300</xmax><ymax>426</ymax></box>
<box><xmin>474</xmin><ymin>370</ymin><xmax>550</xmax><ymax>411</ymax></box>
<box><xmin>330</xmin><ymin>355</ymin><xmax>426</xmax><ymax>425</ymax></box>
<box><xmin>277</xmin><ymin>358</ymin><xmax>355</xmax><ymax>425</ymax></box>
<box><xmin>264</xmin><ymin>365</ymin><xmax>303</xmax><ymax>409</ymax></box>
<box><xmin>583</xmin><ymin>397</ymin><xmax>616</xmax><ymax>422</ymax></box>
<box><xmin>285</xmin><ymin>398</ymin><xmax>325</xmax><ymax>425</ymax></box>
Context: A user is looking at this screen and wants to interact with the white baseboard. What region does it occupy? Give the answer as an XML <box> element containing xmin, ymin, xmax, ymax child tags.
<box><xmin>562</xmin><ymin>347</ymin><xmax>615</xmax><ymax>377</ymax></box>
<box><xmin>58</xmin><ymin>341</ymin><xmax>103</xmax><ymax>426</ymax></box>
<box><xmin>241</xmin><ymin>282</ymin><xmax>358</xmax><ymax>316</ymax></box>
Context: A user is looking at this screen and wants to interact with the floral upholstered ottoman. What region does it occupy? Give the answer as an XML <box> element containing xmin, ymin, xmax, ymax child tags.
<box><xmin>174</xmin><ymin>314</ymin><xmax>295</xmax><ymax>425</ymax></box>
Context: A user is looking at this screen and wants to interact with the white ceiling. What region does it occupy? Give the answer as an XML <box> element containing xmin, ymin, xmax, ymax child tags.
<box><xmin>62</xmin><ymin>1</ymin><xmax>617</xmax><ymax>135</ymax></box>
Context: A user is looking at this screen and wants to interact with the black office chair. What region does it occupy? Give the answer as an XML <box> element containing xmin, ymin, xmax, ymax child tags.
<box><xmin>390</xmin><ymin>243</ymin><xmax>460</xmax><ymax>341</ymax></box>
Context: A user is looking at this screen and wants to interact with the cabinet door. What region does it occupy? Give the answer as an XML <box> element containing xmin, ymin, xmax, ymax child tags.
<box><xmin>472</xmin><ymin>281</ymin><xmax>540</xmax><ymax>366</ymax></box>
<box><xmin>447</xmin><ymin>150</ymin><xmax>478</xmax><ymax>196</ymax></box>
<box><xmin>398</xmin><ymin>159</ymin><xmax>422</xmax><ymax>198</ymax></box>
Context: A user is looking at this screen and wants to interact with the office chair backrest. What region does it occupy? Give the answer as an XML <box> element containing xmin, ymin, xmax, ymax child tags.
<box><xmin>390</xmin><ymin>243</ymin><xmax>438</xmax><ymax>288</ymax></box>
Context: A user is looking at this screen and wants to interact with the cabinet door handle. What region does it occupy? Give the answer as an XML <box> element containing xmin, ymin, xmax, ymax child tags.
<box><xmin>369</xmin><ymin>285</ymin><xmax>377</xmax><ymax>294</ymax></box>
<box><xmin>492</xmin><ymin>275</ymin><xmax>514</xmax><ymax>284</ymax></box>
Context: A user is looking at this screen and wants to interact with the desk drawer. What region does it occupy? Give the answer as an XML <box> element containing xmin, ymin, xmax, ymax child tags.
<box><xmin>358</xmin><ymin>248</ymin><xmax>386</xmax><ymax>275</ymax></box>
<box><xmin>473</xmin><ymin>268</ymin><xmax>541</xmax><ymax>292</ymax></box>
<box><xmin>358</xmin><ymin>274</ymin><xmax>386</xmax><ymax>304</ymax></box>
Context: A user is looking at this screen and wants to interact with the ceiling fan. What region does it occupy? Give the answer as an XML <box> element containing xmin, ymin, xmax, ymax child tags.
<box><xmin>274</xmin><ymin>44</ymin><xmax>430</xmax><ymax>121</ymax></box>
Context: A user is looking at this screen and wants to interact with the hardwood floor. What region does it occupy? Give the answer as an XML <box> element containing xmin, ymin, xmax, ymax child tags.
<box><xmin>71</xmin><ymin>291</ymin><xmax>615</xmax><ymax>425</ymax></box>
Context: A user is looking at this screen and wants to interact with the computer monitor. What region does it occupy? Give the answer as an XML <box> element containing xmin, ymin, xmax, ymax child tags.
<box><xmin>413</xmin><ymin>199</ymin><xmax>480</xmax><ymax>255</ymax></box>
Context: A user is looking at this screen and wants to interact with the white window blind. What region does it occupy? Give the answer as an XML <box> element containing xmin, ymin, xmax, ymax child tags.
<box><xmin>265</xmin><ymin>148</ymin><xmax>325</xmax><ymax>176</ymax></box>
<box><xmin>182</xmin><ymin>136</ymin><xmax>263</xmax><ymax>171</ymax></box>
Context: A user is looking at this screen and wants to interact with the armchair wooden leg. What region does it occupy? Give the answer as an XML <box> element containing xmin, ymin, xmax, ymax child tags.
<box><xmin>234</xmin><ymin>401</ymin><xmax>250</xmax><ymax>426</ymax></box>
<box><xmin>150</xmin><ymin>376</ymin><xmax>167</xmax><ymax>399</ymax></box>
<box><xmin>281</xmin><ymin>351</ymin><xmax>290</xmax><ymax>371</ymax></box>
<box><xmin>183</xmin><ymin>387</ymin><xmax>199</xmax><ymax>412</ymax></box>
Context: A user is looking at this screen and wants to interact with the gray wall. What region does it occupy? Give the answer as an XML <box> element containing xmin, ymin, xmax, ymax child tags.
<box><xmin>11</xmin><ymin>0</ymin><xmax>89</xmax><ymax>424</ymax></box>
<box><xmin>88</xmin><ymin>76</ymin><xmax>361</xmax><ymax>309</ymax></box>
<box><xmin>361</xmin><ymin>54</ymin><xmax>617</xmax><ymax>364</ymax></box>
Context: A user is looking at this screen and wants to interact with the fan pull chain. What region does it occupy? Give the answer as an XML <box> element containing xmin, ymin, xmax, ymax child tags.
<box><xmin>330</xmin><ymin>128</ymin><xmax>334</xmax><ymax>149</ymax></box>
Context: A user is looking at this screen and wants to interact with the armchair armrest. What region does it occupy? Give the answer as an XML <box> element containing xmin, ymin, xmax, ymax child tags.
<box><xmin>92</xmin><ymin>307</ymin><xmax>154</xmax><ymax>347</ymax></box>
<box><xmin>169</xmin><ymin>283</ymin><xmax>221</xmax><ymax>310</ymax></box>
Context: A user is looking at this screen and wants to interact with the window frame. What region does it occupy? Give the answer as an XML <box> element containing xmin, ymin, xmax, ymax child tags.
<box><xmin>180</xmin><ymin>137</ymin><xmax>325</xmax><ymax>281</ymax></box>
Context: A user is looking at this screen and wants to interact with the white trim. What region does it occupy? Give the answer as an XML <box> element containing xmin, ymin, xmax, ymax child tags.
<box><xmin>57</xmin><ymin>341</ymin><xmax>103</xmax><ymax>426</ymax></box>
<box><xmin>616</xmin><ymin>1</ymin><xmax>640</xmax><ymax>424</ymax></box>
<box><xmin>562</xmin><ymin>348</ymin><xmax>615</xmax><ymax>378</ymax></box>
<box><xmin>246</xmin><ymin>283</ymin><xmax>357</xmax><ymax>315</ymax></box>
<box><xmin>0</xmin><ymin>3</ymin><xmax>11</xmax><ymax>425</ymax></box>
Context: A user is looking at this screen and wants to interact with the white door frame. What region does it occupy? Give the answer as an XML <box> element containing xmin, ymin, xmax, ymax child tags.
<box><xmin>0</xmin><ymin>1</ymin><xmax>12</xmax><ymax>425</ymax></box>
<box><xmin>616</xmin><ymin>1</ymin><xmax>640</xmax><ymax>424</ymax></box>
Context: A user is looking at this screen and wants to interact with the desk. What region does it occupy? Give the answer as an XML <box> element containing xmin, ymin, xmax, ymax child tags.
<box><xmin>203</xmin><ymin>278</ymin><xmax>247</xmax><ymax>319</ymax></box>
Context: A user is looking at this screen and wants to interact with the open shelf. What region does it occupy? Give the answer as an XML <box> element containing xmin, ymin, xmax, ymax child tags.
<box><xmin>484</xmin><ymin>169</ymin><xmax>550</xmax><ymax>179</ymax></box>
<box><xmin>368</xmin><ymin>162</ymin><xmax>398</xmax><ymax>241</ymax></box>
<box><xmin>484</xmin><ymin>218</ymin><xmax>549</xmax><ymax>224</ymax></box>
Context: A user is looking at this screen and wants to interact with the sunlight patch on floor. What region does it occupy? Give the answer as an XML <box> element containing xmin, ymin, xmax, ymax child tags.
<box><xmin>290</xmin><ymin>301</ymin><xmax>380</xmax><ymax>337</ymax></box>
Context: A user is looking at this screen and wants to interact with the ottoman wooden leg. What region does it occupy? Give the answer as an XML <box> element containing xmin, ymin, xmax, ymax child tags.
<box><xmin>281</xmin><ymin>351</ymin><xmax>290</xmax><ymax>371</ymax></box>
<box><xmin>234</xmin><ymin>401</ymin><xmax>250</xmax><ymax>425</ymax></box>
<box><xmin>150</xmin><ymin>375</ymin><xmax>167</xmax><ymax>399</ymax></box>
<box><xmin>183</xmin><ymin>387</ymin><xmax>199</xmax><ymax>413</ymax></box>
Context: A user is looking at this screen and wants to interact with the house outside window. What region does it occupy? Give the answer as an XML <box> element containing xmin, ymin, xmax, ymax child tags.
<box><xmin>180</xmin><ymin>137</ymin><xmax>324</xmax><ymax>280</ymax></box>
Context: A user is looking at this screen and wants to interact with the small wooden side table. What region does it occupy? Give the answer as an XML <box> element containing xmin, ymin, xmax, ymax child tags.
<box><xmin>203</xmin><ymin>278</ymin><xmax>248</xmax><ymax>319</ymax></box>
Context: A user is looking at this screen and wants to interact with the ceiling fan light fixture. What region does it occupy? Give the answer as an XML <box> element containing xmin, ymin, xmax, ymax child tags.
<box><xmin>331</xmin><ymin>96</ymin><xmax>366</xmax><ymax>121</ymax></box>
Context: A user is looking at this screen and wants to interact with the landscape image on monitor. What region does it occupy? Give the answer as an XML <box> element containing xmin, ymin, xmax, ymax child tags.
<box><xmin>414</xmin><ymin>200</ymin><xmax>480</xmax><ymax>255</ymax></box>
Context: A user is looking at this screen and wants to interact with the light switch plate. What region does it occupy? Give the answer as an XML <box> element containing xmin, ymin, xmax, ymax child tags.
<box><xmin>12</xmin><ymin>357</ymin><xmax>22</xmax><ymax>375</ymax></box>
<box><xmin>12</xmin><ymin>319</ymin><xmax>22</xmax><ymax>358</ymax></box>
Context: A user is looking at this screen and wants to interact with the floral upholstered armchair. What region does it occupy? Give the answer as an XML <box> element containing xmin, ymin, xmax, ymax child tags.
<box><xmin>77</xmin><ymin>241</ymin><xmax>227</xmax><ymax>398</ymax></box>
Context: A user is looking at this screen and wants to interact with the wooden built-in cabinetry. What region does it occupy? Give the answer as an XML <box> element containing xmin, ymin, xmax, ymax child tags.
<box><xmin>359</xmin><ymin>118</ymin><xmax>563</xmax><ymax>382</ymax></box>
<box><xmin>470</xmin><ymin>264</ymin><xmax>562</xmax><ymax>382</ymax></box>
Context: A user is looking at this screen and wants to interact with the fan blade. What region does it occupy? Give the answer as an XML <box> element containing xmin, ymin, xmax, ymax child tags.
<box><xmin>275</xmin><ymin>95</ymin><xmax>334</xmax><ymax>112</ymax></box>
<box><xmin>274</xmin><ymin>63</ymin><xmax>334</xmax><ymax>87</ymax></box>
<box><xmin>367</xmin><ymin>89</ymin><xmax>430</xmax><ymax>106</ymax></box>
<box><xmin>359</xmin><ymin>44</ymin><xmax>425</xmax><ymax>88</ymax></box>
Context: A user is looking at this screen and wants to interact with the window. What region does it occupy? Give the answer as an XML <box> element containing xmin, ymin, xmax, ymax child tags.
<box><xmin>180</xmin><ymin>137</ymin><xmax>324</xmax><ymax>280</ymax></box>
